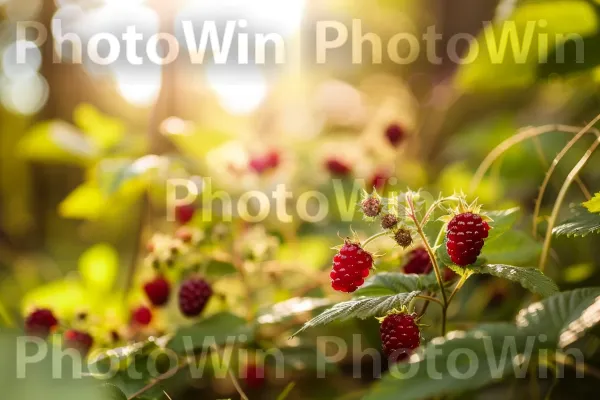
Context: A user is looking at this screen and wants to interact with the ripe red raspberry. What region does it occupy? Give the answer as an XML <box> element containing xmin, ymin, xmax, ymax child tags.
<box><xmin>403</xmin><ymin>248</ymin><xmax>432</xmax><ymax>275</ymax></box>
<box><xmin>25</xmin><ymin>308</ymin><xmax>58</xmax><ymax>338</ymax></box>
<box><xmin>330</xmin><ymin>241</ymin><xmax>373</xmax><ymax>293</ymax></box>
<box><xmin>243</xmin><ymin>363</ymin><xmax>266</xmax><ymax>389</ymax></box>
<box><xmin>446</xmin><ymin>212</ymin><xmax>491</xmax><ymax>266</ymax></box>
<box><xmin>131</xmin><ymin>306</ymin><xmax>152</xmax><ymax>326</ymax></box>
<box><xmin>64</xmin><ymin>329</ymin><xmax>94</xmax><ymax>355</ymax></box>
<box><xmin>179</xmin><ymin>278</ymin><xmax>213</xmax><ymax>317</ymax></box>
<box><xmin>385</xmin><ymin>123</ymin><xmax>405</xmax><ymax>146</ymax></box>
<box><xmin>249</xmin><ymin>151</ymin><xmax>280</xmax><ymax>174</ymax></box>
<box><xmin>175</xmin><ymin>204</ymin><xmax>195</xmax><ymax>225</ymax></box>
<box><xmin>361</xmin><ymin>197</ymin><xmax>381</xmax><ymax>217</ymax></box>
<box><xmin>325</xmin><ymin>158</ymin><xmax>352</xmax><ymax>176</ymax></box>
<box><xmin>380</xmin><ymin>312</ymin><xmax>421</xmax><ymax>361</ymax></box>
<box><xmin>144</xmin><ymin>277</ymin><xmax>171</xmax><ymax>307</ymax></box>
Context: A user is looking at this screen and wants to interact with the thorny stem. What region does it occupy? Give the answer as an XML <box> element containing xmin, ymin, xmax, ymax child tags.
<box><xmin>406</xmin><ymin>192</ymin><xmax>449</xmax><ymax>335</ymax></box>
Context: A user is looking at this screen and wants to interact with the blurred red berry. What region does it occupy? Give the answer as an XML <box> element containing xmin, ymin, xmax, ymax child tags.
<box><xmin>131</xmin><ymin>306</ymin><xmax>152</xmax><ymax>326</ymax></box>
<box><xmin>446</xmin><ymin>212</ymin><xmax>491</xmax><ymax>266</ymax></box>
<box><xmin>25</xmin><ymin>308</ymin><xmax>58</xmax><ymax>338</ymax></box>
<box><xmin>325</xmin><ymin>158</ymin><xmax>352</xmax><ymax>176</ymax></box>
<box><xmin>385</xmin><ymin>123</ymin><xmax>405</xmax><ymax>146</ymax></box>
<box><xmin>330</xmin><ymin>241</ymin><xmax>373</xmax><ymax>293</ymax></box>
<box><xmin>370</xmin><ymin>170</ymin><xmax>390</xmax><ymax>191</ymax></box>
<box><xmin>403</xmin><ymin>248</ymin><xmax>432</xmax><ymax>275</ymax></box>
<box><xmin>380</xmin><ymin>312</ymin><xmax>420</xmax><ymax>361</ymax></box>
<box><xmin>175</xmin><ymin>204</ymin><xmax>195</xmax><ymax>225</ymax></box>
<box><xmin>175</xmin><ymin>226</ymin><xmax>193</xmax><ymax>243</ymax></box>
<box><xmin>179</xmin><ymin>278</ymin><xmax>213</xmax><ymax>317</ymax></box>
<box><xmin>64</xmin><ymin>329</ymin><xmax>94</xmax><ymax>355</ymax></box>
<box><xmin>443</xmin><ymin>267</ymin><xmax>457</xmax><ymax>282</ymax></box>
<box><xmin>243</xmin><ymin>363</ymin><xmax>266</xmax><ymax>389</ymax></box>
<box><xmin>249</xmin><ymin>151</ymin><xmax>280</xmax><ymax>174</ymax></box>
<box><xmin>144</xmin><ymin>277</ymin><xmax>171</xmax><ymax>307</ymax></box>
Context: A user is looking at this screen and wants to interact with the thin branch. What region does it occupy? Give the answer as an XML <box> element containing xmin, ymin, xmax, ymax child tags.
<box><xmin>406</xmin><ymin>192</ymin><xmax>448</xmax><ymax>334</ymax></box>
<box><xmin>127</xmin><ymin>357</ymin><xmax>190</xmax><ymax>400</ymax></box>
<box><xmin>470</xmin><ymin>124</ymin><xmax>597</xmax><ymax>198</ymax></box>
<box><xmin>361</xmin><ymin>231</ymin><xmax>389</xmax><ymax>248</ymax></box>
<box><xmin>533</xmin><ymin>117</ymin><xmax>600</xmax><ymax>236</ymax></box>
<box><xmin>416</xmin><ymin>294</ymin><xmax>443</xmax><ymax>306</ymax></box>
<box><xmin>539</xmin><ymin>137</ymin><xmax>600</xmax><ymax>271</ymax></box>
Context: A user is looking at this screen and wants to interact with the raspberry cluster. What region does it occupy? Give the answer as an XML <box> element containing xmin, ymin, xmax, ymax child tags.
<box><xmin>330</xmin><ymin>241</ymin><xmax>373</xmax><ymax>293</ymax></box>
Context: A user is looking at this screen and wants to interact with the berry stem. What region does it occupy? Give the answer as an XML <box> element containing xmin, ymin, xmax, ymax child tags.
<box><xmin>406</xmin><ymin>192</ymin><xmax>448</xmax><ymax>335</ymax></box>
<box><xmin>361</xmin><ymin>231</ymin><xmax>389</xmax><ymax>248</ymax></box>
<box><xmin>447</xmin><ymin>273</ymin><xmax>467</xmax><ymax>305</ymax></box>
<box><xmin>212</xmin><ymin>345</ymin><xmax>250</xmax><ymax>400</ymax></box>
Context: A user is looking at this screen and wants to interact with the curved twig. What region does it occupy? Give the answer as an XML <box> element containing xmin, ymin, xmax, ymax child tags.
<box><xmin>539</xmin><ymin>137</ymin><xmax>600</xmax><ymax>271</ymax></box>
<box><xmin>470</xmin><ymin>124</ymin><xmax>596</xmax><ymax>199</ymax></box>
<box><xmin>532</xmin><ymin>116</ymin><xmax>600</xmax><ymax>236</ymax></box>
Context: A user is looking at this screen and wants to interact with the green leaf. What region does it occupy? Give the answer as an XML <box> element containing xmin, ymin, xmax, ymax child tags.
<box><xmin>166</xmin><ymin>126</ymin><xmax>233</xmax><ymax>160</ymax></box>
<box><xmin>101</xmin><ymin>384</ymin><xmax>127</xmax><ymax>400</ymax></box>
<box><xmin>538</xmin><ymin>32</ymin><xmax>600</xmax><ymax>78</ymax></box>
<box><xmin>58</xmin><ymin>182</ymin><xmax>107</xmax><ymax>220</ymax></box>
<box><xmin>79</xmin><ymin>243</ymin><xmax>119</xmax><ymax>293</ymax></box>
<box><xmin>354</xmin><ymin>273</ymin><xmax>438</xmax><ymax>297</ymax></box>
<box><xmin>22</xmin><ymin>279</ymin><xmax>88</xmax><ymax>318</ymax></box>
<box><xmin>475</xmin><ymin>264</ymin><xmax>559</xmax><ymax>297</ymax></box>
<box><xmin>271</xmin><ymin>347</ymin><xmax>336</xmax><ymax>372</ymax></box>
<box><xmin>18</xmin><ymin>121</ymin><xmax>97</xmax><ymax>166</ymax></box>
<box><xmin>204</xmin><ymin>259</ymin><xmax>237</xmax><ymax>277</ymax></box>
<box><xmin>582</xmin><ymin>192</ymin><xmax>600</xmax><ymax>213</ymax></box>
<box><xmin>481</xmin><ymin>230</ymin><xmax>542</xmax><ymax>265</ymax></box>
<box><xmin>96</xmin><ymin>155</ymin><xmax>169</xmax><ymax>196</ymax></box>
<box><xmin>292</xmin><ymin>292</ymin><xmax>420</xmax><ymax>337</ymax></box>
<box><xmin>73</xmin><ymin>103</ymin><xmax>125</xmax><ymax>152</ymax></box>
<box><xmin>516</xmin><ymin>287</ymin><xmax>600</xmax><ymax>346</ymax></box>
<box><xmin>167</xmin><ymin>312</ymin><xmax>252</xmax><ymax>353</ymax></box>
<box><xmin>364</xmin><ymin>324</ymin><xmax>525</xmax><ymax>400</ymax></box>
<box><xmin>563</xmin><ymin>263</ymin><xmax>594</xmax><ymax>283</ymax></box>
<box><xmin>456</xmin><ymin>1</ymin><xmax>599</xmax><ymax>90</ymax></box>
<box><xmin>553</xmin><ymin>205</ymin><xmax>600</xmax><ymax>237</ymax></box>
<box><xmin>484</xmin><ymin>207</ymin><xmax>521</xmax><ymax>243</ymax></box>
<box><xmin>365</xmin><ymin>288</ymin><xmax>600</xmax><ymax>400</ymax></box>
<box><xmin>257</xmin><ymin>297</ymin><xmax>332</xmax><ymax>324</ymax></box>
